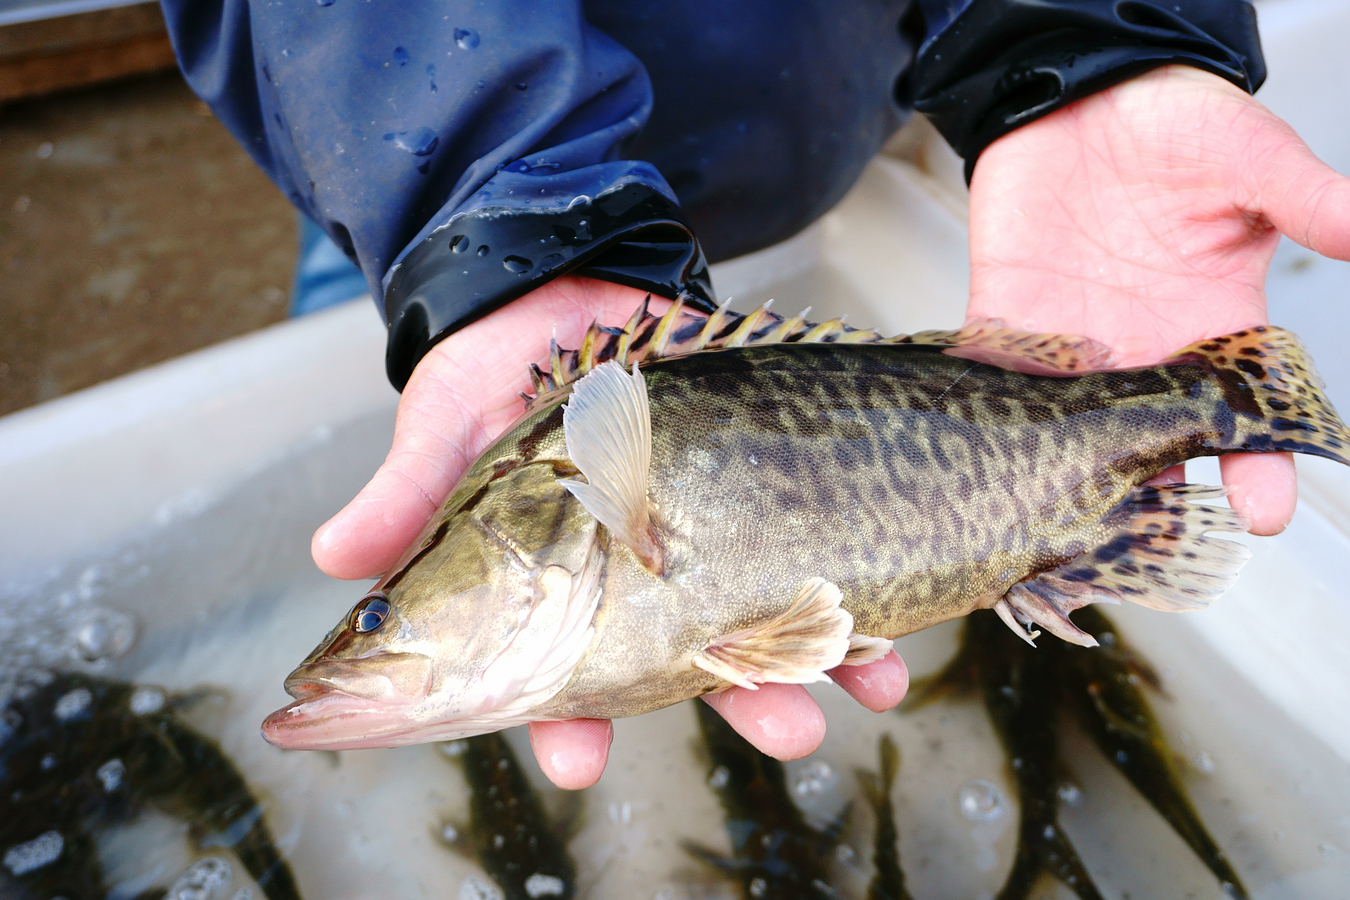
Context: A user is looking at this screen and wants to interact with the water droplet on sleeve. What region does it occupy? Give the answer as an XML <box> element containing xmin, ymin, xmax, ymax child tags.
<box><xmin>384</xmin><ymin>128</ymin><xmax>439</xmax><ymax>157</ymax></box>
<box><xmin>454</xmin><ymin>28</ymin><xmax>481</xmax><ymax>50</ymax></box>
<box><xmin>503</xmin><ymin>256</ymin><xmax>532</xmax><ymax>274</ymax></box>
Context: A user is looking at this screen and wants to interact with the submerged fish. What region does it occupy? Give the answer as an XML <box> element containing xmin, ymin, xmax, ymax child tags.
<box><xmin>262</xmin><ymin>299</ymin><xmax>1350</xmax><ymax>749</ymax></box>
<box><xmin>436</xmin><ymin>732</ymin><xmax>579</xmax><ymax>900</ymax></box>
<box><xmin>1</xmin><ymin>673</ymin><xmax>301</xmax><ymax>900</ymax></box>
<box><xmin>908</xmin><ymin>608</ymin><xmax>1247</xmax><ymax>899</ymax></box>
<box><xmin>685</xmin><ymin>699</ymin><xmax>845</xmax><ymax>899</ymax></box>
<box><xmin>854</xmin><ymin>735</ymin><xmax>913</xmax><ymax>900</ymax></box>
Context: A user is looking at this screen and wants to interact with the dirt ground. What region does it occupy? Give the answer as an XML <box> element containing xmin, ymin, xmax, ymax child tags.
<box><xmin>0</xmin><ymin>71</ymin><xmax>297</xmax><ymax>417</ymax></box>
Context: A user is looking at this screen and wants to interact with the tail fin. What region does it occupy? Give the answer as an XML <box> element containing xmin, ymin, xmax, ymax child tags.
<box><xmin>1169</xmin><ymin>326</ymin><xmax>1350</xmax><ymax>466</ymax></box>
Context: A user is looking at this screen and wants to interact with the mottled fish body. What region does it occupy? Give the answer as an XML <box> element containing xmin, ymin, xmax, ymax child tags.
<box><xmin>262</xmin><ymin>300</ymin><xmax>1350</xmax><ymax>750</ymax></box>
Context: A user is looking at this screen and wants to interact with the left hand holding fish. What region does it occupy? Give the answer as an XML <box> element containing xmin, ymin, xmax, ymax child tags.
<box><xmin>967</xmin><ymin>64</ymin><xmax>1350</xmax><ymax>535</ymax></box>
<box><xmin>308</xmin><ymin>277</ymin><xmax>911</xmax><ymax>789</ymax></box>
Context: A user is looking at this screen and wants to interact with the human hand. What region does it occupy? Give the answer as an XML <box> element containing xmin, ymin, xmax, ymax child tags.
<box><xmin>968</xmin><ymin>65</ymin><xmax>1350</xmax><ymax>535</ymax></box>
<box><xmin>310</xmin><ymin>275</ymin><xmax>908</xmax><ymax>788</ymax></box>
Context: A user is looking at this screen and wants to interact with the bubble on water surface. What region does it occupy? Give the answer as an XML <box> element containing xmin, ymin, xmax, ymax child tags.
<box><xmin>72</xmin><ymin>606</ymin><xmax>136</xmax><ymax>662</ymax></box>
<box><xmin>1056</xmin><ymin>782</ymin><xmax>1083</xmax><ymax>807</ymax></box>
<box><xmin>4</xmin><ymin>830</ymin><xmax>63</xmax><ymax>874</ymax></box>
<box><xmin>440</xmin><ymin>740</ymin><xmax>468</xmax><ymax>757</ymax></box>
<box><xmin>792</xmin><ymin>759</ymin><xmax>836</xmax><ymax>800</ymax></box>
<box><xmin>53</xmin><ymin>687</ymin><xmax>92</xmax><ymax>721</ymax></box>
<box><xmin>130</xmin><ymin>686</ymin><xmax>166</xmax><ymax>715</ymax></box>
<box><xmin>524</xmin><ymin>873</ymin><xmax>565</xmax><ymax>897</ymax></box>
<box><xmin>1192</xmin><ymin>750</ymin><xmax>1215</xmax><ymax>773</ymax></box>
<box><xmin>167</xmin><ymin>857</ymin><xmax>232</xmax><ymax>900</ymax></box>
<box><xmin>459</xmin><ymin>876</ymin><xmax>503</xmax><ymax>900</ymax></box>
<box><xmin>957</xmin><ymin>780</ymin><xmax>1005</xmax><ymax>822</ymax></box>
<box><xmin>97</xmin><ymin>758</ymin><xmax>125</xmax><ymax>791</ymax></box>
<box><xmin>707</xmin><ymin>765</ymin><xmax>730</xmax><ymax>789</ymax></box>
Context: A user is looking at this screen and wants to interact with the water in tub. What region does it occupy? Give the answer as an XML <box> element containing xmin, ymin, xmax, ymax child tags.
<box><xmin>5</xmin><ymin>374</ymin><xmax>1350</xmax><ymax>899</ymax></box>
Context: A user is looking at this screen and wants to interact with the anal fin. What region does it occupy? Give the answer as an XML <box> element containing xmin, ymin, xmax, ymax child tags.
<box><xmin>998</xmin><ymin>484</ymin><xmax>1252</xmax><ymax>646</ymax></box>
<box><xmin>694</xmin><ymin>578</ymin><xmax>855</xmax><ymax>689</ymax></box>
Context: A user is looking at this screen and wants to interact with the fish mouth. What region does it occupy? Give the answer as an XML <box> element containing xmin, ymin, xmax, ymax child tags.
<box><xmin>261</xmin><ymin>652</ymin><xmax>433</xmax><ymax>751</ymax></box>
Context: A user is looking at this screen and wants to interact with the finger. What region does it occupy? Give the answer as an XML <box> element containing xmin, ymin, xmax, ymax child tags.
<box><xmin>828</xmin><ymin>650</ymin><xmax>908</xmax><ymax>712</ymax></box>
<box><xmin>528</xmin><ymin>719</ymin><xmax>613</xmax><ymax>790</ymax></box>
<box><xmin>1244</xmin><ymin>125</ymin><xmax>1350</xmax><ymax>261</ymax></box>
<box><xmin>312</xmin><ymin>385</ymin><xmax>476</xmax><ymax>579</ymax></box>
<box><xmin>700</xmin><ymin>683</ymin><xmax>826</xmax><ymax>760</ymax></box>
<box><xmin>313</xmin><ymin>278</ymin><xmax>671</xmax><ymax>580</ymax></box>
<box><xmin>1220</xmin><ymin>452</ymin><xmax>1297</xmax><ymax>536</ymax></box>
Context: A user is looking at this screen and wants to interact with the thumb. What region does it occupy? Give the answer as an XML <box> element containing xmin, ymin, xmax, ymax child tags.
<box><xmin>1243</xmin><ymin>119</ymin><xmax>1350</xmax><ymax>261</ymax></box>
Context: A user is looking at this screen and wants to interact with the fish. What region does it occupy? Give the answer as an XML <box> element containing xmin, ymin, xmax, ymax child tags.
<box><xmin>853</xmin><ymin>734</ymin><xmax>913</xmax><ymax>900</ymax></box>
<box><xmin>907</xmin><ymin>608</ymin><xmax>1248</xmax><ymax>899</ymax></box>
<box><xmin>261</xmin><ymin>297</ymin><xmax>1350</xmax><ymax>749</ymax></box>
<box><xmin>1056</xmin><ymin>607</ymin><xmax>1248</xmax><ymax>897</ymax></box>
<box><xmin>0</xmin><ymin>672</ymin><xmax>302</xmax><ymax>900</ymax></box>
<box><xmin>436</xmin><ymin>731</ymin><xmax>579</xmax><ymax>900</ymax></box>
<box><xmin>915</xmin><ymin>612</ymin><xmax>1106</xmax><ymax>900</ymax></box>
<box><xmin>684</xmin><ymin>699</ymin><xmax>845</xmax><ymax>899</ymax></box>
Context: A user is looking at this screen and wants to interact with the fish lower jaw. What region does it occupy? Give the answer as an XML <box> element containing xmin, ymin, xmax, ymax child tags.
<box><xmin>260</xmin><ymin>688</ymin><xmax>546</xmax><ymax>750</ymax></box>
<box><xmin>260</xmin><ymin>689</ymin><xmax>430</xmax><ymax>750</ymax></box>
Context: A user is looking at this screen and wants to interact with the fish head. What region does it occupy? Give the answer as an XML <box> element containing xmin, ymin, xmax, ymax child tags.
<box><xmin>262</xmin><ymin>458</ymin><xmax>604</xmax><ymax>750</ymax></box>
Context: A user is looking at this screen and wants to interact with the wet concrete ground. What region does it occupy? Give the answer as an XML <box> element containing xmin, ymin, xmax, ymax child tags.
<box><xmin>0</xmin><ymin>71</ymin><xmax>297</xmax><ymax>417</ymax></box>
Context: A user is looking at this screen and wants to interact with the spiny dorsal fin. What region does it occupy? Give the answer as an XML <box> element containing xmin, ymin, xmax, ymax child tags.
<box><xmin>560</xmin><ymin>362</ymin><xmax>664</xmax><ymax>573</ymax></box>
<box><xmin>692</xmin><ymin>577</ymin><xmax>855</xmax><ymax>690</ymax></box>
<box><xmin>995</xmin><ymin>484</ymin><xmax>1252</xmax><ymax>647</ymax></box>
<box><xmin>523</xmin><ymin>296</ymin><xmax>1117</xmax><ymax>409</ymax></box>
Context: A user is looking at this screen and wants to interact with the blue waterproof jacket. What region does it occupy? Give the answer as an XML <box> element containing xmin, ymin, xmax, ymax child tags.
<box><xmin>159</xmin><ymin>0</ymin><xmax>1263</xmax><ymax>388</ymax></box>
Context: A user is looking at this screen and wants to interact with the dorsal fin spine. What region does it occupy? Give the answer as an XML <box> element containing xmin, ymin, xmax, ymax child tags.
<box><xmin>522</xmin><ymin>308</ymin><xmax>1114</xmax><ymax>410</ymax></box>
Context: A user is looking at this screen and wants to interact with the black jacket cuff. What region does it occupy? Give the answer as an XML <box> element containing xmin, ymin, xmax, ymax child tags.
<box><xmin>382</xmin><ymin>183</ymin><xmax>715</xmax><ymax>391</ymax></box>
<box><xmin>910</xmin><ymin>0</ymin><xmax>1266</xmax><ymax>182</ymax></box>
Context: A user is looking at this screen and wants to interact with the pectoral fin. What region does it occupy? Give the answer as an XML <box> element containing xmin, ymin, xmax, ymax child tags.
<box><xmin>561</xmin><ymin>361</ymin><xmax>664</xmax><ymax>573</ymax></box>
<box><xmin>693</xmin><ymin>578</ymin><xmax>859</xmax><ymax>689</ymax></box>
<box><xmin>995</xmin><ymin>484</ymin><xmax>1252</xmax><ymax>647</ymax></box>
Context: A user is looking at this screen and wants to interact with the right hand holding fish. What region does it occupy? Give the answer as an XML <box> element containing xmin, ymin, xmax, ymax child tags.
<box><xmin>966</xmin><ymin>65</ymin><xmax>1350</xmax><ymax>537</ymax></box>
<box><xmin>308</xmin><ymin>277</ymin><xmax>911</xmax><ymax>788</ymax></box>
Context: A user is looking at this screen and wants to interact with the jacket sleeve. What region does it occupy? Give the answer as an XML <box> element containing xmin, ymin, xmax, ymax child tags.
<box><xmin>158</xmin><ymin>0</ymin><xmax>713</xmax><ymax>390</ymax></box>
<box><xmin>908</xmin><ymin>0</ymin><xmax>1266</xmax><ymax>181</ymax></box>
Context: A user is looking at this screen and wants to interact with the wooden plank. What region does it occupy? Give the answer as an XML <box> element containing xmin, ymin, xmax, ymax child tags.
<box><xmin>0</xmin><ymin>2</ymin><xmax>177</xmax><ymax>103</ymax></box>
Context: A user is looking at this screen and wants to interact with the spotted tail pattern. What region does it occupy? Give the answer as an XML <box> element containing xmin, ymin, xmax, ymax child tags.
<box><xmin>1170</xmin><ymin>326</ymin><xmax>1350</xmax><ymax>465</ymax></box>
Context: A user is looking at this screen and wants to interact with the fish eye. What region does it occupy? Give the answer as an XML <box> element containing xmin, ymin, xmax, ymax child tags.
<box><xmin>350</xmin><ymin>592</ymin><xmax>391</xmax><ymax>633</ymax></box>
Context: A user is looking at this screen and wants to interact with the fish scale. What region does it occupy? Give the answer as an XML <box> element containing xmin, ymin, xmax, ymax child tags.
<box><xmin>262</xmin><ymin>303</ymin><xmax>1350</xmax><ymax>748</ymax></box>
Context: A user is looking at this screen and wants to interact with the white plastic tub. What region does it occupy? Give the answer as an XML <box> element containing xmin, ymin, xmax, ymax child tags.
<box><xmin>3</xmin><ymin>2</ymin><xmax>1349</xmax><ymax>896</ymax></box>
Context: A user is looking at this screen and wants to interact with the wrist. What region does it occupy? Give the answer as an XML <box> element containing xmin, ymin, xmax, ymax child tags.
<box><xmin>911</xmin><ymin>0</ymin><xmax>1265</xmax><ymax>182</ymax></box>
<box><xmin>383</xmin><ymin>183</ymin><xmax>714</xmax><ymax>392</ymax></box>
